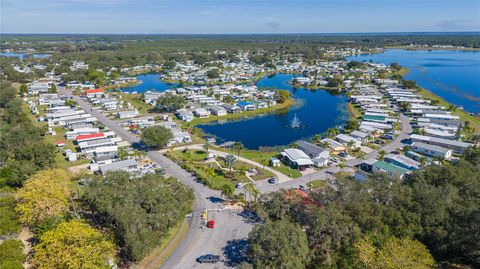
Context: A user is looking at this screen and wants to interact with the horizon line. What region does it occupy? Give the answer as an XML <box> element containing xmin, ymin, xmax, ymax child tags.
<box><xmin>1</xmin><ymin>31</ymin><xmax>480</xmax><ymax>36</ymax></box>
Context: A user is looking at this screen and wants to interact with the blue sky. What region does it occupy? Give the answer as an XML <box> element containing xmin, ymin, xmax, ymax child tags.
<box><xmin>1</xmin><ymin>0</ymin><xmax>479</xmax><ymax>34</ymax></box>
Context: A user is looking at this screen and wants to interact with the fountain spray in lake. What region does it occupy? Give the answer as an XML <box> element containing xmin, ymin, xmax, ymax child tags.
<box><xmin>289</xmin><ymin>114</ymin><xmax>302</xmax><ymax>128</ymax></box>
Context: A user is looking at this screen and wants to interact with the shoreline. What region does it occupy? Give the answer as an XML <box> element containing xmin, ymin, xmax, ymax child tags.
<box><xmin>185</xmin><ymin>98</ymin><xmax>297</xmax><ymax>127</ymax></box>
<box><xmin>385</xmin><ymin>45</ymin><xmax>480</xmax><ymax>52</ymax></box>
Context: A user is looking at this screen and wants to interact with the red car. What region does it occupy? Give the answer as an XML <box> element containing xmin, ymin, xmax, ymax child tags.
<box><xmin>207</xmin><ymin>220</ymin><xmax>215</xmax><ymax>228</ymax></box>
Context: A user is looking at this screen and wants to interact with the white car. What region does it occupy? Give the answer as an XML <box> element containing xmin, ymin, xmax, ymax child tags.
<box><xmin>236</xmin><ymin>183</ymin><xmax>244</xmax><ymax>189</ymax></box>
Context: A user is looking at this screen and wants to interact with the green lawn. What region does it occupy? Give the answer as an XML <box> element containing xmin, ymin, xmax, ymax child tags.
<box><xmin>347</xmin><ymin>103</ymin><xmax>362</xmax><ymax>121</ymax></box>
<box><xmin>307</xmin><ymin>180</ymin><xmax>327</xmax><ymax>190</ymax></box>
<box><xmin>44</xmin><ymin>126</ymin><xmax>91</xmax><ymax>169</ymax></box>
<box><xmin>119</xmin><ymin>93</ymin><xmax>153</xmax><ymax>115</ymax></box>
<box><xmin>215</xmin><ymin>148</ymin><xmax>303</xmax><ymax>178</ymax></box>
<box><xmin>166</xmin><ymin>150</ymin><xmax>250</xmax><ymax>190</ymax></box>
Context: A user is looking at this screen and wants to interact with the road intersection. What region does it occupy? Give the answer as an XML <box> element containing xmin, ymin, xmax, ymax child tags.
<box><xmin>60</xmin><ymin>88</ymin><xmax>411</xmax><ymax>269</ymax></box>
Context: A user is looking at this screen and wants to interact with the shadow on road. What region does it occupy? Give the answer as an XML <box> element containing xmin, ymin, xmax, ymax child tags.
<box><xmin>238</xmin><ymin>209</ymin><xmax>262</xmax><ymax>224</ymax></box>
<box><xmin>207</xmin><ymin>196</ymin><xmax>225</xmax><ymax>203</ymax></box>
<box><xmin>222</xmin><ymin>239</ymin><xmax>250</xmax><ymax>267</ymax></box>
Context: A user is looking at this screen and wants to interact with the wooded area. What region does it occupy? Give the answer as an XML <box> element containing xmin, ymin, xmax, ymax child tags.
<box><xmin>246</xmin><ymin>148</ymin><xmax>480</xmax><ymax>269</ymax></box>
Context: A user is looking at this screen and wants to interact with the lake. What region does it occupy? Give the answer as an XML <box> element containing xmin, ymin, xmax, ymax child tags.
<box><xmin>0</xmin><ymin>52</ymin><xmax>51</xmax><ymax>59</ymax></box>
<box><xmin>120</xmin><ymin>74</ymin><xmax>178</xmax><ymax>93</ymax></box>
<box><xmin>198</xmin><ymin>74</ymin><xmax>348</xmax><ymax>149</ymax></box>
<box><xmin>348</xmin><ymin>49</ymin><xmax>480</xmax><ymax>114</ymax></box>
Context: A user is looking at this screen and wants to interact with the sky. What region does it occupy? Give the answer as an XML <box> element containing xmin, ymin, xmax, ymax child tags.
<box><xmin>1</xmin><ymin>0</ymin><xmax>479</xmax><ymax>34</ymax></box>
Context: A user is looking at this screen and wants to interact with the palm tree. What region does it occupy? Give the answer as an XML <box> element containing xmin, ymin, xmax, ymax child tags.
<box><xmin>221</xmin><ymin>184</ymin><xmax>235</xmax><ymax>201</ymax></box>
<box><xmin>260</xmin><ymin>159</ymin><xmax>269</xmax><ymax>172</ymax></box>
<box><xmin>245</xmin><ymin>182</ymin><xmax>260</xmax><ymax>202</ymax></box>
<box><xmin>320</xmin><ymin>141</ymin><xmax>329</xmax><ymax>149</ymax></box>
<box><xmin>224</xmin><ymin>154</ymin><xmax>236</xmax><ymax>172</ymax></box>
<box><xmin>347</xmin><ymin>140</ymin><xmax>355</xmax><ymax>149</ymax></box>
<box><xmin>232</xmin><ymin>142</ymin><xmax>244</xmax><ymax>158</ymax></box>
<box><xmin>313</xmin><ymin>134</ymin><xmax>322</xmax><ymax>144</ymax></box>
<box><xmin>204</xmin><ymin>166</ymin><xmax>216</xmax><ymax>185</ymax></box>
<box><xmin>203</xmin><ymin>141</ymin><xmax>210</xmax><ymax>153</ymax></box>
<box><xmin>378</xmin><ymin>150</ymin><xmax>386</xmax><ymax>161</ymax></box>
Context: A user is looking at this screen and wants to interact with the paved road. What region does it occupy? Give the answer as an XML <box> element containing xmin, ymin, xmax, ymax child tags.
<box><xmin>60</xmin><ymin>89</ymin><xmax>411</xmax><ymax>268</ymax></box>
<box><xmin>60</xmin><ymin>89</ymin><xmax>253</xmax><ymax>269</ymax></box>
<box><xmin>161</xmin><ymin>144</ymin><xmax>291</xmax><ymax>183</ymax></box>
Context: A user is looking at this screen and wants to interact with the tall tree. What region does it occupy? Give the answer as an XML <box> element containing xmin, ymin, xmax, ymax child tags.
<box><xmin>154</xmin><ymin>93</ymin><xmax>186</xmax><ymax>112</ymax></box>
<box><xmin>33</xmin><ymin>220</ymin><xmax>115</xmax><ymax>269</ymax></box>
<box><xmin>248</xmin><ymin>220</ymin><xmax>311</xmax><ymax>269</ymax></box>
<box><xmin>16</xmin><ymin>169</ymin><xmax>71</xmax><ymax>226</ymax></box>
<box><xmin>354</xmin><ymin>236</ymin><xmax>435</xmax><ymax>269</ymax></box>
<box><xmin>140</xmin><ymin>125</ymin><xmax>173</xmax><ymax>149</ymax></box>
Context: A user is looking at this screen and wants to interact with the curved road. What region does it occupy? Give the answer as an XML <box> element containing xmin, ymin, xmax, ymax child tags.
<box><xmin>60</xmin><ymin>88</ymin><xmax>252</xmax><ymax>269</ymax></box>
<box><xmin>60</xmin><ymin>88</ymin><xmax>411</xmax><ymax>268</ymax></box>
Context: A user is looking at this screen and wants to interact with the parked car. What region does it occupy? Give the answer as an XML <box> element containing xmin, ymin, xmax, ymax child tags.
<box><xmin>338</xmin><ymin>151</ymin><xmax>349</xmax><ymax>157</ymax></box>
<box><xmin>381</xmin><ymin>134</ymin><xmax>394</xmax><ymax>140</ymax></box>
<box><xmin>268</xmin><ymin>177</ymin><xmax>277</xmax><ymax>184</ymax></box>
<box><xmin>207</xmin><ymin>220</ymin><xmax>215</xmax><ymax>229</ymax></box>
<box><xmin>236</xmin><ymin>183</ymin><xmax>244</xmax><ymax>189</ymax></box>
<box><xmin>298</xmin><ymin>185</ymin><xmax>306</xmax><ymax>191</ymax></box>
<box><xmin>374</xmin><ymin>139</ymin><xmax>385</xmax><ymax>145</ymax></box>
<box><xmin>197</xmin><ymin>254</ymin><xmax>220</xmax><ymax>264</ymax></box>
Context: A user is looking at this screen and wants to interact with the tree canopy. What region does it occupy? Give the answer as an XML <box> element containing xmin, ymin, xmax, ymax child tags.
<box><xmin>0</xmin><ymin>239</ymin><xmax>25</xmax><ymax>269</ymax></box>
<box><xmin>247</xmin><ymin>148</ymin><xmax>480</xmax><ymax>268</ymax></box>
<box><xmin>248</xmin><ymin>220</ymin><xmax>311</xmax><ymax>269</ymax></box>
<box><xmin>83</xmin><ymin>172</ymin><xmax>194</xmax><ymax>261</ymax></box>
<box><xmin>16</xmin><ymin>169</ymin><xmax>71</xmax><ymax>227</ymax></box>
<box><xmin>140</xmin><ymin>125</ymin><xmax>173</xmax><ymax>149</ymax></box>
<box><xmin>153</xmin><ymin>93</ymin><xmax>186</xmax><ymax>112</ymax></box>
<box><xmin>0</xmin><ymin>80</ymin><xmax>56</xmax><ymax>187</ymax></box>
<box><xmin>33</xmin><ymin>220</ymin><xmax>115</xmax><ymax>269</ymax></box>
<box><xmin>354</xmin><ymin>235</ymin><xmax>435</xmax><ymax>269</ymax></box>
<box><xmin>274</xmin><ymin>90</ymin><xmax>291</xmax><ymax>104</ymax></box>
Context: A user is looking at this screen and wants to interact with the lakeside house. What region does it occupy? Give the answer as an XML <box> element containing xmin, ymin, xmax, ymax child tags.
<box><xmin>281</xmin><ymin>148</ymin><xmax>314</xmax><ymax>171</ymax></box>
<box><xmin>208</xmin><ymin>105</ymin><xmax>227</xmax><ymax>116</ymax></box>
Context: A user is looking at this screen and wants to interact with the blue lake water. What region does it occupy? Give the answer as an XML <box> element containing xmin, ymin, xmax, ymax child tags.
<box><xmin>120</xmin><ymin>74</ymin><xmax>178</xmax><ymax>93</ymax></box>
<box><xmin>0</xmin><ymin>52</ymin><xmax>51</xmax><ymax>59</ymax></box>
<box><xmin>198</xmin><ymin>74</ymin><xmax>348</xmax><ymax>149</ymax></box>
<box><xmin>348</xmin><ymin>49</ymin><xmax>480</xmax><ymax>114</ymax></box>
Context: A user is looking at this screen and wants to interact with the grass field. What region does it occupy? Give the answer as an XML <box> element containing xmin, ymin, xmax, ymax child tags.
<box><xmin>136</xmin><ymin>219</ymin><xmax>189</xmax><ymax>269</ymax></box>
<box><xmin>43</xmin><ymin>126</ymin><xmax>91</xmax><ymax>169</ymax></box>
<box><xmin>215</xmin><ymin>148</ymin><xmax>303</xmax><ymax>178</ymax></box>
<box><xmin>347</xmin><ymin>103</ymin><xmax>362</xmax><ymax>121</ymax></box>
<box><xmin>119</xmin><ymin>93</ymin><xmax>153</xmax><ymax>114</ymax></box>
<box><xmin>166</xmin><ymin>150</ymin><xmax>250</xmax><ymax>189</ymax></box>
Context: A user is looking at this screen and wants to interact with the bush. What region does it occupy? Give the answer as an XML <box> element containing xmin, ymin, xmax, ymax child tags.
<box><xmin>0</xmin><ymin>196</ymin><xmax>21</xmax><ymax>236</ymax></box>
<box><xmin>0</xmin><ymin>240</ymin><xmax>25</xmax><ymax>269</ymax></box>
